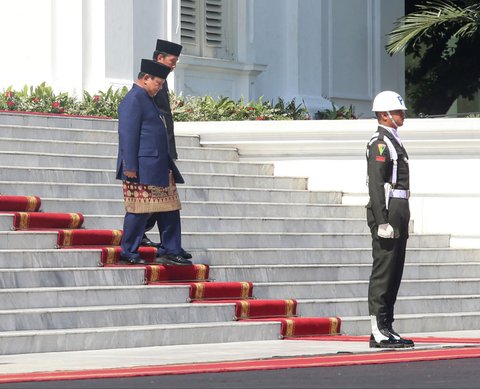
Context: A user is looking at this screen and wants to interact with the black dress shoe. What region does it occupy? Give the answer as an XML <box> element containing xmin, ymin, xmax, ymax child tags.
<box><xmin>369</xmin><ymin>334</ymin><xmax>405</xmax><ymax>348</ymax></box>
<box><xmin>387</xmin><ymin>327</ymin><xmax>415</xmax><ymax>347</ymax></box>
<box><xmin>179</xmin><ymin>248</ymin><xmax>192</xmax><ymax>259</ymax></box>
<box><xmin>140</xmin><ymin>236</ymin><xmax>161</xmax><ymax>248</ymax></box>
<box><xmin>119</xmin><ymin>254</ymin><xmax>149</xmax><ymax>265</ymax></box>
<box><xmin>155</xmin><ymin>254</ymin><xmax>192</xmax><ymax>266</ymax></box>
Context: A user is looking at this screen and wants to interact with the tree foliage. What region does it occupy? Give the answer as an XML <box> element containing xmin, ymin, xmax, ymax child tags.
<box><xmin>386</xmin><ymin>0</ymin><xmax>480</xmax><ymax>115</ymax></box>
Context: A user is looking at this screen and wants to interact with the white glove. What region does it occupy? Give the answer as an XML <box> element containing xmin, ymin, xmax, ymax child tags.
<box><xmin>377</xmin><ymin>223</ymin><xmax>394</xmax><ymax>239</ymax></box>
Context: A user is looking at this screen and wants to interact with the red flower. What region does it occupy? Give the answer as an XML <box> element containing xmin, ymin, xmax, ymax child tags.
<box><xmin>32</xmin><ymin>97</ymin><xmax>41</xmax><ymax>103</ymax></box>
<box><xmin>247</xmin><ymin>107</ymin><xmax>255</xmax><ymax>111</ymax></box>
<box><xmin>93</xmin><ymin>95</ymin><xmax>100</xmax><ymax>102</ymax></box>
<box><xmin>52</xmin><ymin>101</ymin><xmax>60</xmax><ymax>108</ymax></box>
<box><xmin>255</xmin><ymin>116</ymin><xmax>266</xmax><ymax>120</ymax></box>
<box><xmin>5</xmin><ymin>91</ymin><xmax>13</xmax><ymax>98</ymax></box>
<box><xmin>6</xmin><ymin>101</ymin><xmax>15</xmax><ymax>106</ymax></box>
<box><xmin>59</xmin><ymin>107</ymin><xmax>65</xmax><ymax>113</ymax></box>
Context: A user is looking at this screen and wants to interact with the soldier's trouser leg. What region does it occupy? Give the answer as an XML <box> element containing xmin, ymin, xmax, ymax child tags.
<box><xmin>367</xmin><ymin>198</ymin><xmax>410</xmax><ymax>318</ymax></box>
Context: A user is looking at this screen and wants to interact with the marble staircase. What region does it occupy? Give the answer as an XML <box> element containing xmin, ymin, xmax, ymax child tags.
<box><xmin>1</xmin><ymin>112</ymin><xmax>479</xmax><ymax>354</ymax></box>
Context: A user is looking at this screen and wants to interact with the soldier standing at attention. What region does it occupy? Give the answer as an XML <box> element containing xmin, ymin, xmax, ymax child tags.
<box><xmin>366</xmin><ymin>91</ymin><xmax>414</xmax><ymax>348</ymax></box>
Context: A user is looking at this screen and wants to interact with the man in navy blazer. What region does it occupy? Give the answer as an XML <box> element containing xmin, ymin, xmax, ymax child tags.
<box><xmin>139</xmin><ymin>39</ymin><xmax>192</xmax><ymax>262</ymax></box>
<box><xmin>116</xmin><ymin>59</ymin><xmax>191</xmax><ymax>266</ymax></box>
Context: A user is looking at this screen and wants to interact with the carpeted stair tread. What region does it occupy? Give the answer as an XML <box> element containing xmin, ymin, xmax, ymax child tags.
<box><xmin>12</xmin><ymin>212</ymin><xmax>84</xmax><ymax>230</ymax></box>
<box><xmin>194</xmin><ymin>299</ymin><xmax>298</xmax><ymax>319</ymax></box>
<box><xmin>145</xmin><ymin>264</ymin><xmax>209</xmax><ymax>283</ymax></box>
<box><xmin>234</xmin><ymin>299</ymin><xmax>297</xmax><ymax>319</ymax></box>
<box><xmin>57</xmin><ymin>229</ymin><xmax>122</xmax><ymax>247</ymax></box>
<box><xmin>100</xmin><ymin>247</ymin><xmax>157</xmax><ymax>265</ymax></box>
<box><xmin>188</xmin><ymin>281</ymin><xmax>254</xmax><ymax>301</ymax></box>
<box><xmin>245</xmin><ymin>316</ymin><xmax>341</xmax><ymax>338</ymax></box>
<box><xmin>0</xmin><ymin>195</ymin><xmax>41</xmax><ymax>212</ymax></box>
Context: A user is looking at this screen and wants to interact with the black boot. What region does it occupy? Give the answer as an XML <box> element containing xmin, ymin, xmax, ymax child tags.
<box><xmin>369</xmin><ymin>315</ymin><xmax>405</xmax><ymax>349</ymax></box>
<box><xmin>386</xmin><ymin>318</ymin><xmax>414</xmax><ymax>348</ymax></box>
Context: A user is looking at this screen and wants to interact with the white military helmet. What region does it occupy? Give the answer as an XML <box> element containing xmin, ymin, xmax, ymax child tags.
<box><xmin>372</xmin><ymin>91</ymin><xmax>408</xmax><ymax>112</ymax></box>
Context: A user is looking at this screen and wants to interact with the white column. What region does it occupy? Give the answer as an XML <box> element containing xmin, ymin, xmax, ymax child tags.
<box><xmin>51</xmin><ymin>0</ymin><xmax>84</xmax><ymax>94</ymax></box>
<box><xmin>283</xmin><ymin>0</ymin><xmax>299</xmax><ymax>98</ymax></box>
<box><xmin>82</xmin><ymin>0</ymin><xmax>107</xmax><ymax>93</ymax></box>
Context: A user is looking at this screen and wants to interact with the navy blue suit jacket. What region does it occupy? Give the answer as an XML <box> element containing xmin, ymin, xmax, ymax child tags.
<box><xmin>116</xmin><ymin>83</ymin><xmax>184</xmax><ymax>186</ymax></box>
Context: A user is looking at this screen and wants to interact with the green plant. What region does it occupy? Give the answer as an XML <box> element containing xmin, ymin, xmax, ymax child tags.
<box><xmin>1</xmin><ymin>83</ymin><xmax>311</xmax><ymax>121</ymax></box>
<box><xmin>315</xmin><ymin>103</ymin><xmax>358</xmax><ymax>120</ymax></box>
<box><xmin>170</xmin><ymin>94</ymin><xmax>310</xmax><ymax>121</ymax></box>
<box><xmin>76</xmin><ymin>86</ymin><xmax>129</xmax><ymax>118</ymax></box>
<box><xmin>0</xmin><ymin>83</ymin><xmax>76</xmax><ymax>114</ymax></box>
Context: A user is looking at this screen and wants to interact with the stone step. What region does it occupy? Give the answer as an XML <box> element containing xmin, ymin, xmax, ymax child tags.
<box><xmin>0</xmin><ymin>124</ymin><xmax>199</xmax><ymax>146</ymax></box>
<box><xmin>0</xmin><ymin>321</ymin><xmax>280</xmax><ymax>355</ymax></box>
<box><xmin>0</xmin><ymin>230</ymin><xmax>448</xmax><ymax>250</ymax></box>
<box><xmin>40</xmin><ymin>199</ymin><xmax>366</xmax><ymax>218</ymax></box>
<box><xmin>341</xmin><ymin>312</ymin><xmax>480</xmax><ymax>336</ymax></box>
<box><xmin>0</xmin><ymin>302</ymin><xmax>237</xmax><ymax>332</ymax></box>
<box><xmin>0</xmin><ymin>112</ymin><xmax>118</xmax><ymax>130</ymax></box>
<box><xmin>0</xmin><ymin>231</ymin><xmax>58</xmax><ymax>250</ymax></box>
<box><xmin>0</xmin><ymin>214</ymin><xmax>365</xmax><ymax>235</ymax></box>
<box><xmin>0</xmin><ymin>138</ymin><xmax>239</xmax><ymax>161</ymax></box>
<box><xmin>0</xmin><ymin>166</ymin><xmax>306</xmax><ymax>189</ymax></box>
<box><xmin>0</xmin><ymin>267</ymin><xmax>144</xmax><ymax>288</ymax></box>
<box><xmin>0</xmin><ymin>284</ymin><xmax>190</xmax><ymax>310</ymax></box>
<box><xmin>200</xmin><ymin>247</ymin><xmax>480</xmax><ymax>265</ymax></box>
<box><xmin>0</xmin><ymin>246</ymin><xmax>473</xmax><ymax>270</ymax></box>
<box><xmin>0</xmin><ymin>152</ymin><xmax>273</xmax><ymax>175</ymax></box>
<box><xmin>181</xmin><ymin>232</ymin><xmax>449</xmax><ymax>249</ymax></box>
<box><xmin>297</xmin><ymin>294</ymin><xmax>480</xmax><ymax>318</ymax></box>
<box><xmin>0</xmin><ymin>249</ymin><xmax>101</xmax><ymax>268</ymax></box>
<box><xmin>80</xmin><ymin>215</ymin><xmax>370</xmax><ymax>233</ymax></box>
<box><xmin>0</xmin><ymin>181</ymin><xmax>340</xmax><ymax>204</ymax></box>
<box><xmin>210</xmin><ymin>262</ymin><xmax>480</xmax><ymax>283</ymax></box>
<box><xmin>253</xmin><ymin>278</ymin><xmax>480</xmax><ymax>299</ymax></box>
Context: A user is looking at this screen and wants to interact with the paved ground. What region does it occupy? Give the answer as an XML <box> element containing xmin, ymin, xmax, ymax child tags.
<box><xmin>3</xmin><ymin>358</ymin><xmax>480</xmax><ymax>389</ymax></box>
<box><xmin>0</xmin><ymin>330</ymin><xmax>479</xmax><ymax>388</ymax></box>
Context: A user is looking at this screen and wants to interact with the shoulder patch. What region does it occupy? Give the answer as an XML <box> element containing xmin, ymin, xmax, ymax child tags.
<box><xmin>378</xmin><ymin>144</ymin><xmax>386</xmax><ymax>155</ymax></box>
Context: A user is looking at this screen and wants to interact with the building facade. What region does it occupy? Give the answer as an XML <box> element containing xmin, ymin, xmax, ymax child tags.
<box><xmin>0</xmin><ymin>0</ymin><xmax>404</xmax><ymax>116</ymax></box>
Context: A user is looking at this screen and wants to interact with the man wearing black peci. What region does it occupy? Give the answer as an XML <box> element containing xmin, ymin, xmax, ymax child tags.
<box><xmin>140</xmin><ymin>39</ymin><xmax>192</xmax><ymax>261</ymax></box>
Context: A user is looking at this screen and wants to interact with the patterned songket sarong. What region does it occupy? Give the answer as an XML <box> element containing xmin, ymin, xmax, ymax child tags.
<box><xmin>123</xmin><ymin>172</ymin><xmax>181</xmax><ymax>214</ymax></box>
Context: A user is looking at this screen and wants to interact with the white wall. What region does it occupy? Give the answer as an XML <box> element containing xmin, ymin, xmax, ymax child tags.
<box><xmin>0</xmin><ymin>0</ymin><xmax>405</xmax><ymax>115</ymax></box>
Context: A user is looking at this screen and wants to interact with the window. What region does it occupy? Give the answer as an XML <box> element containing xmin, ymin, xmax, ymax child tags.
<box><xmin>181</xmin><ymin>0</ymin><xmax>234</xmax><ymax>60</ymax></box>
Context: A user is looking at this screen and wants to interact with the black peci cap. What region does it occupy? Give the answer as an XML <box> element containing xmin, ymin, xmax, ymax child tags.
<box><xmin>155</xmin><ymin>39</ymin><xmax>183</xmax><ymax>56</ymax></box>
<box><xmin>140</xmin><ymin>59</ymin><xmax>171</xmax><ymax>79</ymax></box>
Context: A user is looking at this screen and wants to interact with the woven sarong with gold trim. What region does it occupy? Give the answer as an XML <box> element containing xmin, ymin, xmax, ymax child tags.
<box><xmin>123</xmin><ymin>172</ymin><xmax>181</xmax><ymax>214</ymax></box>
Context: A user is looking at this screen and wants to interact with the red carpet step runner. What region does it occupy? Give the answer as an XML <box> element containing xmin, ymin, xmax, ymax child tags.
<box><xmin>247</xmin><ymin>317</ymin><xmax>341</xmax><ymax>338</ymax></box>
<box><xmin>101</xmin><ymin>247</ymin><xmax>158</xmax><ymax>264</ymax></box>
<box><xmin>189</xmin><ymin>281</ymin><xmax>254</xmax><ymax>301</ymax></box>
<box><xmin>57</xmin><ymin>229</ymin><xmax>122</xmax><ymax>247</ymax></box>
<box><xmin>0</xmin><ymin>195</ymin><xmax>41</xmax><ymax>212</ymax></box>
<box><xmin>234</xmin><ymin>299</ymin><xmax>297</xmax><ymax>320</ymax></box>
<box><xmin>12</xmin><ymin>212</ymin><xmax>84</xmax><ymax>230</ymax></box>
<box><xmin>145</xmin><ymin>264</ymin><xmax>210</xmax><ymax>283</ymax></box>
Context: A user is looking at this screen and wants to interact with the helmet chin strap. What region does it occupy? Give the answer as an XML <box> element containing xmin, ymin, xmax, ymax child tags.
<box><xmin>387</xmin><ymin>111</ymin><xmax>399</xmax><ymax>129</ymax></box>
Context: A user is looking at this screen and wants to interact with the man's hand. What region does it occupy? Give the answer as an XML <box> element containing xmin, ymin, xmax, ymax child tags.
<box><xmin>377</xmin><ymin>223</ymin><xmax>394</xmax><ymax>239</ymax></box>
<box><xmin>124</xmin><ymin>170</ymin><xmax>137</xmax><ymax>178</ymax></box>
